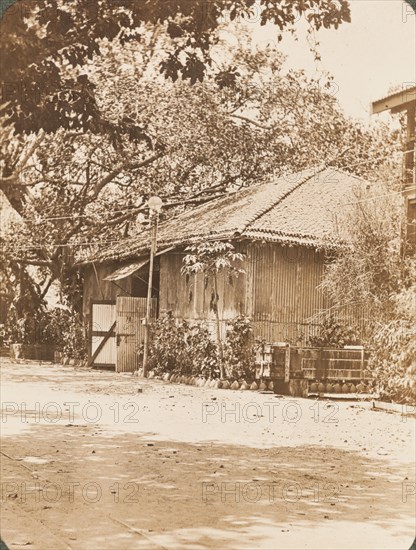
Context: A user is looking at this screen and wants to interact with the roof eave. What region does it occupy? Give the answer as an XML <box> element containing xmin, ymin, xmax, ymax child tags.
<box><xmin>372</xmin><ymin>86</ymin><xmax>416</xmax><ymax>114</ymax></box>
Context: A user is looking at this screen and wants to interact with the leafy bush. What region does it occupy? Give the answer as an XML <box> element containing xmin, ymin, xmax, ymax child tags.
<box><xmin>146</xmin><ymin>312</ymin><xmax>256</xmax><ymax>380</ymax></box>
<box><xmin>47</xmin><ymin>309</ymin><xmax>87</xmax><ymax>360</ymax></box>
<box><xmin>308</xmin><ymin>314</ymin><xmax>362</xmax><ymax>348</ymax></box>
<box><xmin>186</xmin><ymin>323</ymin><xmax>219</xmax><ymax>378</ymax></box>
<box><xmin>366</xmin><ymin>286</ymin><xmax>416</xmax><ymax>403</ymax></box>
<box><xmin>146</xmin><ymin>312</ymin><xmax>218</xmax><ymax>377</ymax></box>
<box><xmin>2</xmin><ymin>305</ymin><xmax>87</xmax><ymax>361</ymax></box>
<box><xmin>367</xmin><ymin>319</ymin><xmax>415</xmax><ymax>403</ymax></box>
<box><xmin>223</xmin><ymin>315</ymin><xmax>255</xmax><ymax>379</ymax></box>
<box><xmin>61</xmin><ymin>314</ymin><xmax>87</xmax><ymax>361</ymax></box>
<box><xmin>3</xmin><ymin>304</ymin><xmax>56</xmax><ymax>345</ymax></box>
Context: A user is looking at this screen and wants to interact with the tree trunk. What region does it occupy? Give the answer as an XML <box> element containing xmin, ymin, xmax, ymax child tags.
<box><xmin>213</xmin><ymin>273</ymin><xmax>225</xmax><ymax>379</ymax></box>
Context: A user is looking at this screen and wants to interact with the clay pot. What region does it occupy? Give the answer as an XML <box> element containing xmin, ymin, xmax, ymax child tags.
<box><xmin>230</xmin><ymin>381</ymin><xmax>240</xmax><ymax>390</ymax></box>
<box><xmin>342</xmin><ymin>383</ymin><xmax>349</xmax><ymax>393</ymax></box>
<box><xmin>268</xmin><ymin>381</ymin><xmax>274</xmax><ymax>391</ymax></box>
<box><xmin>259</xmin><ymin>381</ymin><xmax>267</xmax><ymax>391</ymax></box>
<box><xmin>250</xmin><ymin>381</ymin><xmax>258</xmax><ymax>391</ymax></box>
<box><xmin>318</xmin><ymin>382</ymin><xmax>326</xmax><ymax>393</ymax></box>
<box><xmin>221</xmin><ymin>380</ymin><xmax>230</xmax><ymax>390</ymax></box>
<box><xmin>240</xmin><ymin>381</ymin><xmax>249</xmax><ymax>390</ymax></box>
<box><xmin>333</xmin><ymin>383</ymin><xmax>341</xmax><ymax>393</ymax></box>
<box><xmin>310</xmin><ymin>383</ymin><xmax>318</xmax><ymax>393</ymax></box>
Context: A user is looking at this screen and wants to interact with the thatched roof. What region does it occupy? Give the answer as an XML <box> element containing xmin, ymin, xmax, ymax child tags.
<box><xmin>80</xmin><ymin>167</ymin><xmax>369</xmax><ymax>265</ymax></box>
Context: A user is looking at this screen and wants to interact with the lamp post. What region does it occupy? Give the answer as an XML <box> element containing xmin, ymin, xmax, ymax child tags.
<box><xmin>142</xmin><ymin>196</ymin><xmax>163</xmax><ymax>377</ymax></box>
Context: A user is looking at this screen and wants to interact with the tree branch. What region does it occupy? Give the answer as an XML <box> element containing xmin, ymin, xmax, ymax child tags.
<box><xmin>91</xmin><ymin>152</ymin><xmax>163</xmax><ymax>198</ymax></box>
<box><xmin>229</xmin><ymin>114</ymin><xmax>273</xmax><ymax>130</ymax></box>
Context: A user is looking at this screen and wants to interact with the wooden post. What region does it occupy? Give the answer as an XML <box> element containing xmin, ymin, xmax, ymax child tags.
<box><xmin>213</xmin><ymin>272</ymin><xmax>225</xmax><ymax>379</ymax></box>
<box><xmin>284</xmin><ymin>344</ymin><xmax>290</xmax><ymax>383</ymax></box>
<box><xmin>142</xmin><ymin>212</ymin><xmax>158</xmax><ymax>377</ymax></box>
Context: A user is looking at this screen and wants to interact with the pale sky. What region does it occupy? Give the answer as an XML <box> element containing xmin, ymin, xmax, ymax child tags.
<box><xmin>255</xmin><ymin>0</ymin><xmax>415</xmax><ymax>123</ymax></box>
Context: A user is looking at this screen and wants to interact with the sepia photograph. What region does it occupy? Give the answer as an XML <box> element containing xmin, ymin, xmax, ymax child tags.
<box><xmin>0</xmin><ymin>1</ymin><xmax>415</xmax><ymax>548</ymax></box>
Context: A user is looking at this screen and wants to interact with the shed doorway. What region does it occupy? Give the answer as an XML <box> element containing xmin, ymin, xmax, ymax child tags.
<box><xmin>116</xmin><ymin>296</ymin><xmax>157</xmax><ymax>373</ymax></box>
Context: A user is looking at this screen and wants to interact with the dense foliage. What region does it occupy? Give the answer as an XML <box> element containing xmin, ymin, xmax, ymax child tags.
<box><xmin>320</xmin><ymin>180</ymin><xmax>416</xmax><ymax>402</ymax></box>
<box><xmin>223</xmin><ymin>315</ymin><xmax>255</xmax><ymax>379</ymax></box>
<box><xmin>146</xmin><ymin>312</ymin><xmax>256</xmax><ymax>380</ymax></box>
<box><xmin>145</xmin><ymin>312</ymin><xmax>218</xmax><ymax>378</ymax></box>
<box><xmin>2</xmin><ymin>304</ymin><xmax>87</xmax><ymax>360</ymax></box>
<box><xmin>366</xmin><ymin>285</ymin><xmax>416</xmax><ymax>403</ymax></box>
<box><xmin>1</xmin><ymin>0</ymin><xmax>351</xmax><ymax>135</ymax></box>
<box><xmin>308</xmin><ymin>315</ymin><xmax>362</xmax><ymax>348</ymax></box>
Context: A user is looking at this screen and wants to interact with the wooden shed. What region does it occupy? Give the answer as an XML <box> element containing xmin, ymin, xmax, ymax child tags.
<box><xmin>79</xmin><ymin>166</ymin><xmax>369</xmax><ymax>371</ymax></box>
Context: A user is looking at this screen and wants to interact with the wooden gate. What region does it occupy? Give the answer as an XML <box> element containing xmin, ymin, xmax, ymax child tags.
<box><xmin>116</xmin><ymin>297</ymin><xmax>157</xmax><ymax>373</ymax></box>
<box><xmin>89</xmin><ymin>301</ymin><xmax>116</xmax><ymax>369</ymax></box>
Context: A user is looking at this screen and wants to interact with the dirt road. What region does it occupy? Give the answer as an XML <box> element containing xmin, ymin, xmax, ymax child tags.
<box><xmin>0</xmin><ymin>359</ymin><xmax>415</xmax><ymax>549</ymax></box>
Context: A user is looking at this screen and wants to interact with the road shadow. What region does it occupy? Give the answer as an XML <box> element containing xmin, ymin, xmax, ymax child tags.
<box><xmin>1</xmin><ymin>423</ymin><xmax>414</xmax><ymax>549</ymax></box>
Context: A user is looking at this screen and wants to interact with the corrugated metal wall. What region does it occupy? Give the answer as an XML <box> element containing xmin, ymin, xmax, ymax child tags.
<box><xmin>159</xmin><ymin>243</ymin><xmax>364</xmax><ymax>345</ymax></box>
<box><xmin>116</xmin><ymin>297</ymin><xmax>156</xmax><ymax>373</ymax></box>
<box><xmin>246</xmin><ymin>243</ymin><xmax>330</xmax><ymax>344</ymax></box>
<box><xmin>88</xmin><ymin>243</ymin><xmax>365</xmax><ymax>346</ymax></box>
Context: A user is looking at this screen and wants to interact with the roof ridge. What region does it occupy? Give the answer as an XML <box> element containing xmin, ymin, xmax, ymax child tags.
<box><xmin>326</xmin><ymin>166</ymin><xmax>369</xmax><ymax>184</ymax></box>
<box><xmin>240</xmin><ymin>164</ymin><xmax>326</xmax><ymax>234</ymax></box>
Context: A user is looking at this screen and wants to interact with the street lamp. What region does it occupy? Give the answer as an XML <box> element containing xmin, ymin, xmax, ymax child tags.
<box><xmin>142</xmin><ymin>196</ymin><xmax>163</xmax><ymax>377</ymax></box>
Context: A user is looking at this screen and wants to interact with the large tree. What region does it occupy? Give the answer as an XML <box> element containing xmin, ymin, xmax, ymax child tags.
<box><xmin>1</xmin><ymin>0</ymin><xmax>351</xmax><ymax>132</ymax></box>
<box><xmin>1</xmin><ymin>30</ymin><xmax>402</xmax><ymax>315</ymax></box>
<box><xmin>1</xmin><ymin>0</ymin><xmax>401</xmax><ymax>322</ymax></box>
<box><xmin>1</xmin><ymin>0</ymin><xmax>352</xmax><ymax>209</ymax></box>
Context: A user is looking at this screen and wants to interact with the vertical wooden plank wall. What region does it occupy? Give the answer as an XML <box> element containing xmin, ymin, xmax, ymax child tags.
<box><xmin>82</xmin><ymin>264</ymin><xmax>133</xmax><ymax>326</ymax></box>
<box><xmin>159</xmin><ymin>251</ymin><xmax>246</xmax><ymax>338</ymax></box>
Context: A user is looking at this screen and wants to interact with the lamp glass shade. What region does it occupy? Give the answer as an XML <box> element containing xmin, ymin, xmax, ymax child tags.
<box><xmin>148</xmin><ymin>196</ymin><xmax>163</xmax><ymax>213</ymax></box>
